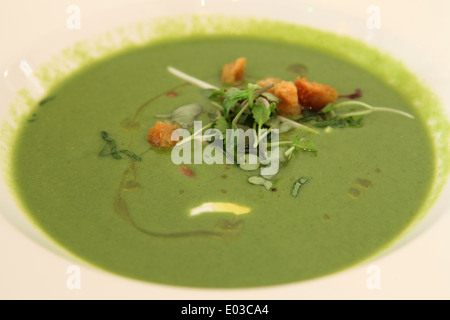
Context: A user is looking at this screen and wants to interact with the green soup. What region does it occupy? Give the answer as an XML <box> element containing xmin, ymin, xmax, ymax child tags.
<box><xmin>10</xmin><ymin>30</ymin><xmax>436</xmax><ymax>288</ymax></box>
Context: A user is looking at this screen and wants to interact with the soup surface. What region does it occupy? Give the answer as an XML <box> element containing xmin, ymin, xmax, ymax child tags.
<box><xmin>11</xmin><ymin>35</ymin><xmax>435</xmax><ymax>288</ymax></box>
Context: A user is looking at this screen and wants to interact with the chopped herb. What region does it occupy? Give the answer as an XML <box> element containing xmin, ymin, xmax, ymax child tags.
<box><xmin>248</xmin><ymin>176</ymin><xmax>266</xmax><ymax>185</ymax></box>
<box><xmin>100</xmin><ymin>131</ymin><xmax>122</xmax><ymax>159</ymax></box>
<box><xmin>291</xmin><ymin>177</ymin><xmax>309</xmax><ymax>198</ymax></box>
<box><xmin>99</xmin><ymin>131</ymin><xmax>142</xmax><ymax>161</ymax></box>
<box><xmin>119</xmin><ymin>150</ymin><xmax>142</xmax><ymax>161</ymax></box>
<box><xmin>28</xmin><ymin>113</ymin><xmax>37</xmax><ymax>123</ymax></box>
<box><xmin>263</xmin><ymin>180</ymin><xmax>273</xmax><ymax>191</ymax></box>
<box><xmin>248</xmin><ymin>176</ymin><xmax>273</xmax><ymax>190</ymax></box>
<box><xmin>39</xmin><ymin>96</ymin><xmax>56</xmax><ymax>106</ymax></box>
<box><xmin>313</xmin><ymin>116</ymin><xmax>363</xmax><ymax>129</ymax></box>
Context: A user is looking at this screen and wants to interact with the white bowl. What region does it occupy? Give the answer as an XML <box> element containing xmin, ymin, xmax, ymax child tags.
<box><xmin>1</xmin><ymin>0</ymin><xmax>449</xmax><ymax>299</ymax></box>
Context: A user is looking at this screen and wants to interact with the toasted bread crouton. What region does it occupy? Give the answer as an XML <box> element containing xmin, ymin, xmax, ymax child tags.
<box><xmin>257</xmin><ymin>78</ymin><xmax>301</xmax><ymax>116</ymax></box>
<box><xmin>256</xmin><ymin>78</ymin><xmax>281</xmax><ymax>91</ymax></box>
<box><xmin>274</xmin><ymin>81</ymin><xmax>302</xmax><ymax>116</ymax></box>
<box><xmin>147</xmin><ymin>121</ymin><xmax>180</xmax><ymax>149</ymax></box>
<box><xmin>295</xmin><ymin>77</ymin><xmax>338</xmax><ymax>110</ymax></box>
<box><xmin>221</xmin><ymin>57</ymin><xmax>247</xmax><ymax>84</ymax></box>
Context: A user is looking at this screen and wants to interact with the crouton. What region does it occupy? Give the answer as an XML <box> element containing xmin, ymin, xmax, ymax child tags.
<box><xmin>147</xmin><ymin>121</ymin><xmax>180</xmax><ymax>149</ymax></box>
<box><xmin>257</xmin><ymin>78</ymin><xmax>301</xmax><ymax>116</ymax></box>
<box><xmin>295</xmin><ymin>77</ymin><xmax>338</xmax><ymax>110</ymax></box>
<box><xmin>221</xmin><ymin>57</ymin><xmax>247</xmax><ymax>84</ymax></box>
<box><xmin>256</xmin><ymin>78</ymin><xmax>281</xmax><ymax>90</ymax></box>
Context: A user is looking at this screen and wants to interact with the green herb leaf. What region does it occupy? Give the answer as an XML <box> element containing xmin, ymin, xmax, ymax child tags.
<box><xmin>252</xmin><ymin>104</ymin><xmax>271</xmax><ymax>127</ymax></box>
<box><xmin>214</xmin><ymin>116</ymin><xmax>229</xmax><ymax>135</ymax></box>
<box><xmin>291</xmin><ymin>177</ymin><xmax>309</xmax><ymax>198</ymax></box>
<box><xmin>345</xmin><ymin>116</ymin><xmax>363</xmax><ymax>128</ymax></box>
<box><xmin>292</xmin><ymin>138</ymin><xmax>318</xmax><ymax>152</ymax></box>
<box><xmin>155</xmin><ymin>103</ymin><xmax>202</xmax><ymax>128</ymax></box>
<box><xmin>223</xmin><ymin>87</ymin><xmax>249</xmax><ymax>115</ymax></box>
<box><xmin>247</xmin><ymin>83</ymin><xmax>261</xmax><ymax>109</ymax></box>
<box><xmin>320</xmin><ymin>103</ymin><xmax>336</xmax><ymax>114</ymax></box>
<box><xmin>203</xmin><ymin>88</ymin><xmax>225</xmax><ymax>101</ymax></box>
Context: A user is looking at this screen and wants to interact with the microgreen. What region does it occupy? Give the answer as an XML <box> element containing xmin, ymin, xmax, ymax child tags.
<box><xmin>278</xmin><ymin>116</ymin><xmax>319</xmax><ymax>134</ymax></box>
<box><xmin>321</xmin><ymin>101</ymin><xmax>414</xmax><ymax>120</ymax></box>
<box><xmin>291</xmin><ymin>177</ymin><xmax>309</xmax><ymax>198</ymax></box>
<box><xmin>223</xmin><ymin>87</ymin><xmax>251</xmax><ymax>116</ymax></box>
<box><xmin>214</xmin><ymin>116</ymin><xmax>229</xmax><ymax>135</ymax></box>
<box><xmin>175</xmin><ymin>122</ymin><xmax>214</xmax><ymax>147</ymax></box>
<box><xmin>247</xmin><ymin>83</ymin><xmax>260</xmax><ymax>109</ymax></box>
<box><xmin>252</xmin><ymin>103</ymin><xmax>272</xmax><ymax>128</ymax></box>
<box><xmin>291</xmin><ymin>136</ymin><xmax>318</xmax><ymax>152</ymax></box>
<box><xmin>167</xmin><ymin>66</ymin><xmax>219</xmax><ymax>90</ymax></box>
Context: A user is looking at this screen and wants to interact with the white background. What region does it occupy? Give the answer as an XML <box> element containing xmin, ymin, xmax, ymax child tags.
<box><xmin>0</xmin><ymin>0</ymin><xmax>449</xmax><ymax>300</ymax></box>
